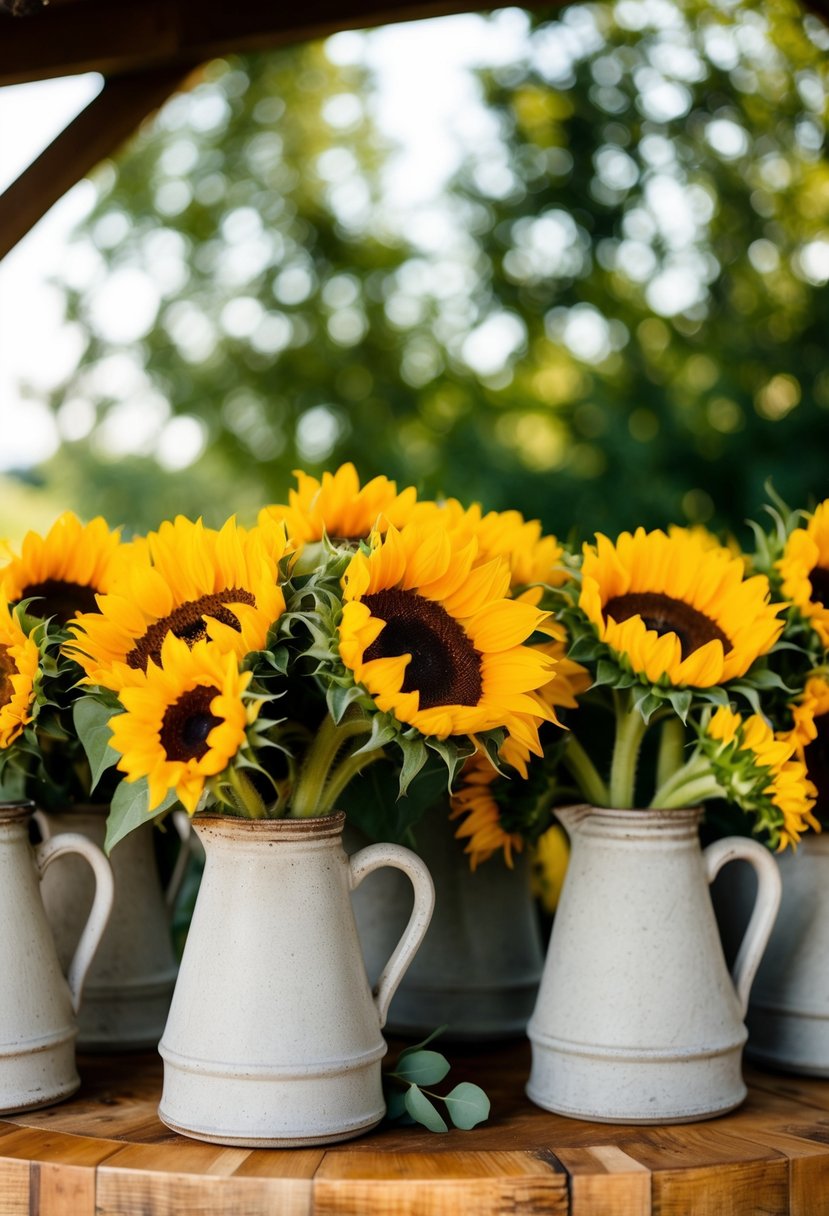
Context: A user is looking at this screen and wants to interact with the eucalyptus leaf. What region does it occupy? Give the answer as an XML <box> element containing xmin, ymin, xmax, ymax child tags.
<box><xmin>105</xmin><ymin>779</ymin><xmax>177</xmax><ymax>854</ymax></box>
<box><xmin>383</xmin><ymin>1086</ymin><xmax>411</xmax><ymax>1122</ymax></box>
<box><xmin>397</xmin><ymin>1025</ymin><xmax>448</xmax><ymax>1058</ymax></box>
<box><xmin>404</xmin><ymin>1085</ymin><xmax>448</xmax><ymax>1133</ymax></box>
<box><xmin>73</xmin><ymin>698</ymin><xmax>120</xmax><ymax>791</ymax></box>
<box><xmin>392</xmin><ymin>1050</ymin><xmax>451</xmax><ymax>1087</ymax></box>
<box><xmin>443</xmin><ymin>1082</ymin><xmax>491</xmax><ymax>1130</ymax></box>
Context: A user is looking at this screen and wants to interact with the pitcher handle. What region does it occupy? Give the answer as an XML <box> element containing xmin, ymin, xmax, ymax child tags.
<box><xmin>35</xmin><ymin>833</ymin><xmax>115</xmax><ymax>1014</ymax></box>
<box><xmin>349</xmin><ymin>843</ymin><xmax>435</xmax><ymax>1029</ymax></box>
<box><xmin>704</xmin><ymin>835</ymin><xmax>782</xmax><ymax>1018</ymax></box>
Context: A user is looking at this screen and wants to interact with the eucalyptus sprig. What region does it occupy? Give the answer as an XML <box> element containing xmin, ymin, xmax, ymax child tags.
<box><xmin>382</xmin><ymin>1029</ymin><xmax>491</xmax><ymax>1134</ymax></box>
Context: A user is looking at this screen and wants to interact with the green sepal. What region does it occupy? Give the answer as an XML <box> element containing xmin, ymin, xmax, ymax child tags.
<box><xmin>665</xmin><ymin>687</ymin><xmax>694</xmax><ymax>723</ymax></box>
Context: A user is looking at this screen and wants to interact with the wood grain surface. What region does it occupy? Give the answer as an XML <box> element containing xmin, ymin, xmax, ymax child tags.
<box><xmin>2</xmin><ymin>1042</ymin><xmax>829</xmax><ymax>1215</ymax></box>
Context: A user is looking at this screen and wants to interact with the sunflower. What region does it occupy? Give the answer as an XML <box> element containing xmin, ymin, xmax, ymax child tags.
<box><xmin>705</xmin><ymin>706</ymin><xmax>818</xmax><ymax>850</ymax></box>
<box><xmin>259</xmin><ymin>463</ymin><xmax>419</xmax><ymax>549</ymax></box>
<box><xmin>1</xmin><ymin>512</ymin><xmax>125</xmax><ymax>627</ymax></box>
<box><xmin>784</xmin><ymin>675</ymin><xmax>829</xmax><ymax>824</ymax></box>
<box><xmin>68</xmin><ymin>516</ymin><xmax>286</xmax><ymax>692</ymax></box>
<box><xmin>777</xmin><ymin>500</ymin><xmax>829</xmax><ymax>646</ymax></box>
<box><xmin>449</xmin><ymin>753</ymin><xmax>525</xmax><ymax>869</ymax></box>
<box><xmin>110</xmin><ymin>634</ymin><xmax>256</xmax><ymax>814</ymax></box>
<box><xmin>338</xmin><ymin>523</ymin><xmax>555</xmax><ymax>748</ymax></box>
<box><xmin>408</xmin><ymin>499</ymin><xmax>569</xmax><ymax>605</ymax></box>
<box><xmin>580</xmin><ymin>527</ymin><xmax>783</xmax><ymax>688</ymax></box>
<box><xmin>0</xmin><ymin>599</ymin><xmax>40</xmax><ymax>749</ymax></box>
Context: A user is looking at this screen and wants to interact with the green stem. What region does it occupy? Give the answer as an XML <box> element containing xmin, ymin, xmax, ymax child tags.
<box><xmin>655</xmin><ymin>717</ymin><xmax>688</xmax><ymax>795</ymax></box>
<box><xmin>562</xmin><ymin>734</ymin><xmax>610</xmax><ymax>807</ymax></box>
<box><xmin>656</xmin><ymin>774</ymin><xmax>726</xmax><ymax>810</ymax></box>
<box><xmin>291</xmin><ymin>714</ymin><xmax>372</xmax><ymax>818</ymax></box>
<box><xmin>320</xmin><ymin>747</ymin><xmax>384</xmax><ymax>814</ymax></box>
<box><xmin>650</xmin><ymin>748</ymin><xmax>709</xmax><ymax>808</ymax></box>
<box><xmin>608</xmin><ymin>690</ymin><xmax>648</xmax><ymax>808</ymax></box>
<box><xmin>227</xmin><ymin>767</ymin><xmax>267</xmax><ymax>819</ymax></box>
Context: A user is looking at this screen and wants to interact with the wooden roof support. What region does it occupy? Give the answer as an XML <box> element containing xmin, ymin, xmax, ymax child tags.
<box><xmin>0</xmin><ymin>64</ymin><xmax>193</xmax><ymax>260</ymax></box>
<box><xmin>0</xmin><ymin>0</ymin><xmax>477</xmax><ymax>87</ymax></box>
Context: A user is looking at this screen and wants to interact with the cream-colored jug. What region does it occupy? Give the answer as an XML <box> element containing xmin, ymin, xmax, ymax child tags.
<box><xmin>716</xmin><ymin>834</ymin><xmax>829</xmax><ymax>1075</ymax></box>
<box><xmin>36</xmin><ymin>805</ymin><xmax>191</xmax><ymax>1051</ymax></box>
<box><xmin>0</xmin><ymin>802</ymin><xmax>113</xmax><ymax>1115</ymax></box>
<box><xmin>527</xmin><ymin>805</ymin><xmax>781</xmax><ymax>1124</ymax></box>
<box><xmin>158</xmin><ymin>812</ymin><xmax>434</xmax><ymax>1146</ymax></box>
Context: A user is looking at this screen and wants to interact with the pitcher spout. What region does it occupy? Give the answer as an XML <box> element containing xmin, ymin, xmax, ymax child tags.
<box><xmin>553</xmin><ymin>804</ymin><xmax>593</xmax><ymax>837</ymax></box>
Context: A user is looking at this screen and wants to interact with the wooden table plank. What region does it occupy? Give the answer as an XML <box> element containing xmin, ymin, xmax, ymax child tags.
<box><xmin>4</xmin><ymin>1043</ymin><xmax>829</xmax><ymax>1214</ymax></box>
<box><xmin>555</xmin><ymin>1145</ymin><xmax>650</xmax><ymax>1216</ymax></box>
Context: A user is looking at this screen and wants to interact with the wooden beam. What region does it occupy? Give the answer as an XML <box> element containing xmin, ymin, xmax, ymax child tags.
<box><xmin>0</xmin><ymin>0</ymin><xmax>493</xmax><ymax>86</ymax></box>
<box><xmin>0</xmin><ymin>65</ymin><xmax>193</xmax><ymax>260</ymax></box>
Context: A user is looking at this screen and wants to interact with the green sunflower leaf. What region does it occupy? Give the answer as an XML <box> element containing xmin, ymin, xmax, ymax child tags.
<box><xmin>73</xmin><ymin>698</ymin><xmax>120</xmax><ymax>792</ymax></box>
<box><xmin>404</xmin><ymin>1085</ymin><xmax>448</xmax><ymax>1134</ymax></box>
<box><xmin>443</xmin><ymin>1083</ymin><xmax>491</xmax><ymax>1130</ymax></box>
<box><xmin>105</xmin><ymin>779</ymin><xmax>177</xmax><ymax>854</ymax></box>
<box><xmin>392</xmin><ymin>1050</ymin><xmax>451</xmax><ymax>1087</ymax></box>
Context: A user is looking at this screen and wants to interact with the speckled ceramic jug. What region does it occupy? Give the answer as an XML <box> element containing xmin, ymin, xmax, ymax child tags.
<box><xmin>527</xmin><ymin>805</ymin><xmax>781</xmax><ymax>1124</ymax></box>
<box><xmin>36</xmin><ymin>806</ymin><xmax>191</xmax><ymax>1051</ymax></box>
<box><xmin>348</xmin><ymin>804</ymin><xmax>544</xmax><ymax>1040</ymax></box>
<box><xmin>0</xmin><ymin>802</ymin><xmax>113</xmax><ymax>1115</ymax></box>
<box><xmin>720</xmin><ymin>835</ymin><xmax>829</xmax><ymax>1076</ymax></box>
<box><xmin>158</xmin><ymin>812</ymin><xmax>434</xmax><ymax>1146</ymax></box>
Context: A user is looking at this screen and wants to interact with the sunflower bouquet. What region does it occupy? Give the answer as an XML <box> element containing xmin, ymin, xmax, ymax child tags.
<box><xmin>449</xmin><ymin>520</ymin><xmax>819</xmax><ymax>861</ymax></box>
<box><xmin>0</xmin><ymin>513</ymin><xmax>131</xmax><ymax>809</ymax></box>
<box><xmin>4</xmin><ymin>467</ymin><xmax>566</xmax><ymax>854</ymax></box>
<box><xmin>736</xmin><ymin>493</ymin><xmax>829</xmax><ymax>834</ymax></box>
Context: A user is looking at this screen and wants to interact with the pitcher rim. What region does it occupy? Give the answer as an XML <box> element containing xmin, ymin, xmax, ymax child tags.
<box><xmin>0</xmin><ymin>801</ymin><xmax>35</xmax><ymax>823</ymax></box>
<box><xmin>192</xmin><ymin>810</ymin><xmax>346</xmax><ymax>840</ymax></box>
<box><xmin>555</xmin><ymin>803</ymin><xmax>703</xmax><ymax>830</ymax></box>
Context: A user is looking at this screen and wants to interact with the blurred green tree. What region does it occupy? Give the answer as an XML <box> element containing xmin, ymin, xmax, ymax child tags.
<box><xmin>37</xmin><ymin>0</ymin><xmax>829</xmax><ymax>540</ymax></box>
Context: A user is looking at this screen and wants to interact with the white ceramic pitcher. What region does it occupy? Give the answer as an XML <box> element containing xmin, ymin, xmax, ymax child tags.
<box><xmin>36</xmin><ymin>805</ymin><xmax>191</xmax><ymax>1051</ymax></box>
<box><xmin>717</xmin><ymin>834</ymin><xmax>829</xmax><ymax>1076</ymax></box>
<box><xmin>0</xmin><ymin>802</ymin><xmax>114</xmax><ymax>1115</ymax></box>
<box><xmin>158</xmin><ymin>811</ymin><xmax>434</xmax><ymax>1146</ymax></box>
<box><xmin>348</xmin><ymin>804</ymin><xmax>544</xmax><ymax>1040</ymax></box>
<box><xmin>527</xmin><ymin>805</ymin><xmax>781</xmax><ymax>1124</ymax></box>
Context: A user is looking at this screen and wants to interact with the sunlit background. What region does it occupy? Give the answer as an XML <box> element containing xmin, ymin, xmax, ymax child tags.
<box><xmin>1</xmin><ymin>0</ymin><xmax>827</xmax><ymax>544</ymax></box>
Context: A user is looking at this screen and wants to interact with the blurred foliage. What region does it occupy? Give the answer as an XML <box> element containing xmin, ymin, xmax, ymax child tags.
<box><xmin>35</xmin><ymin>0</ymin><xmax>829</xmax><ymax>541</ymax></box>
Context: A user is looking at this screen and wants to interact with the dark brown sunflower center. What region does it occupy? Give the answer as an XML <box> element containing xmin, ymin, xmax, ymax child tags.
<box><xmin>21</xmin><ymin>579</ymin><xmax>99</xmax><ymax>626</ymax></box>
<box><xmin>805</xmin><ymin>713</ymin><xmax>829</xmax><ymax>824</ymax></box>
<box><xmin>603</xmin><ymin>592</ymin><xmax>732</xmax><ymax>659</ymax></box>
<box><xmin>809</xmin><ymin>566</ymin><xmax>829</xmax><ymax>610</ymax></box>
<box><xmin>363</xmin><ymin>589</ymin><xmax>483</xmax><ymax>710</ymax></box>
<box><xmin>126</xmin><ymin>588</ymin><xmax>256</xmax><ymax>671</ymax></box>
<box><xmin>160</xmin><ymin>684</ymin><xmax>222</xmax><ymax>763</ymax></box>
<box><xmin>0</xmin><ymin>644</ymin><xmax>16</xmax><ymax>708</ymax></box>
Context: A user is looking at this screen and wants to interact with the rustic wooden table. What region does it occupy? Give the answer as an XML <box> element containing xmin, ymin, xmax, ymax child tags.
<box><xmin>2</xmin><ymin>1040</ymin><xmax>829</xmax><ymax>1215</ymax></box>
